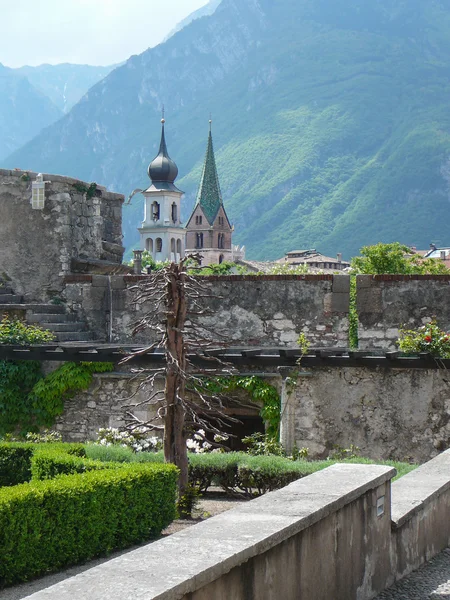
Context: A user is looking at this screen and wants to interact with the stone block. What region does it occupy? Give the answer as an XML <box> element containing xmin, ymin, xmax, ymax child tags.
<box><xmin>330</xmin><ymin>292</ymin><xmax>350</xmax><ymax>313</ymax></box>
<box><xmin>92</xmin><ymin>275</ymin><xmax>108</xmax><ymax>287</ymax></box>
<box><xmin>356</xmin><ymin>275</ymin><xmax>374</xmax><ymax>289</ymax></box>
<box><xmin>332</xmin><ymin>275</ymin><xmax>350</xmax><ymax>294</ymax></box>
<box><xmin>357</xmin><ymin>287</ymin><xmax>382</xmax><ymax>314</ymax></box>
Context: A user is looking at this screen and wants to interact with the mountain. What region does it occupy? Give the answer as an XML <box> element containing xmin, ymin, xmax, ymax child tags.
<box><xmin>4</xmin><ymin>0</ymin><xmax>450</xmax><ymax>260</ymax></box>
<box><xmin>163</xmin><ymin>0</ymin><xmax>222</xmax><ymax>42</ymax></box>
<box><xmin>0</xmin><ymin>64</ymin><xmax>62</xmax><ymax>161</ymax></box>
<box><xmin>14</xmin><ymin>63</ymin><xmax>117</xmax><ymax>113</ymax></box>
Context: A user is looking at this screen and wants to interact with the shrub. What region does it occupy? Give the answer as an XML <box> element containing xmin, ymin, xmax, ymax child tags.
<box><xmin>0</xmin><ymin>463</ymin><xmax>178</xmax><ymax>586</ymax></box>
<box><xmin>30</xmin><ymin>449</ymin><xmax>109</xmax><ymax>481</ymax></box>
<box><xmin>398</xmin><ymin>319</ymin><xmax>450</xmax><ymax>358</ymax></box>
<box><xmin>0</xmin><ymin>443</ymin><xmax>35</xmax><ymax>487</ymax></box>
<box><xmin>0</xmin><ymin>442</ymin><xmax>85</xmax><ymax>488</ymax></box>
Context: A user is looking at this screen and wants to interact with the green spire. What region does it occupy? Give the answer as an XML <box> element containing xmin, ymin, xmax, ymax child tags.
<box><xmin>195</xmin><ymin>124</ymin><xmax>223</xmax><ymax>225</ymax></box>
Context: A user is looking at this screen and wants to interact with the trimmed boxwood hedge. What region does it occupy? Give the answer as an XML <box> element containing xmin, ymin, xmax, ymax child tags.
<box><xmin>0</xmin><ymin>462</ymin><xmax>178</xmax><ymax>587</ymax></box>
<box><xmin>0</xmin><ymin>442</ymin><xmax>86</xmax><ymax>487</ymax></box>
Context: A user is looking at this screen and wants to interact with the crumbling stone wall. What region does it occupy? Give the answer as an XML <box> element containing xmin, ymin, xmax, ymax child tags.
<box><xmin>357</xmin><ymin>275</ymin><xmax>450</xmax><ymax>350</ymax></box>
<box><xmin>56</xmin><ymin>365</ymin><xmax>450</xmax><ymax>464</ymax></box>
<box><xmin>0</xmin><ymin>169</ymin><xmax>124</xmax><ymax>302</ymax></box>
<box><xmin>63</xmin><ymin>274</ymin><xmax>350</xmax><ymax>346</ymax></box>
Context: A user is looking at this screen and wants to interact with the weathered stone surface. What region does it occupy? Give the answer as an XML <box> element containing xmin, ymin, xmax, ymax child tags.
<box><xmin>0</xmin><ymin>169</ymin><xmax>124</xmax><ymax>302</ymax></box>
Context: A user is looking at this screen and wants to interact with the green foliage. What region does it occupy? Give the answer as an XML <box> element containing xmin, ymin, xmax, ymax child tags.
<box><xmin>0</xmin><ymin>442</ymin><xmax>86</xmax><ymax>487</ymax></box>
<box><xmin>0</xmin><ymin>361</ymin><xmax>113</xmax><ymax>437</ymax></box>
<box><xmin>328</xmin><ymin>444</ymin><xmax>360</xmax><ymax>460</ymax></box>
<box><xmin>348</xmin><ymin>275</ymin><xmax>358</xmax><ymax>348</ymax></box>
<box><xmin>398</xmin><ymin>320</ymin><xmax>450</xmax><ymax>358</ymax></box>
<box><xmin>177</xmin><ymin>484</ymin><xmax>200</xmax><ymax>518</ymax></box>
<box><xmin>0</xmin><ymin>360</ymin><xmax>43</xmax><ymax>435</ymax></box>
<box><xmin>85</xmin><ymin>443</ymin><xmax>136</xmax><ymax>463</ymax></box>
<box><xmin>191</xmin><ymin>261</ymin><xmax>239</xmax><ymax>275</ymax></box>
<box><xmin>72</xmin><ymin>181</ymin><xmax>97</xmax><ymax>199</ymax></box>
<box><xmin>0</xmin><ymin>444</ymin><xmax>35</xmax><ymax>487</ymax></box>
<box><xmin>200</xmin><ymin>376</ymin><xmax>281</xmax><ymax>440</ymax></box>
<box><xmin>242</xmin><ymin>432</ymin><xmax>285</xmax><ymax>456</ymax></box>
<box><xmin>351</xmin><ymin>242</ymin><xmax>450</xmax><ymax>274</ymax></box>
<box><xmin>129</xmin><ymin>250</ymin><xmax>167</xmax><ymax>272</ymax></box>
<box><xmin>0</xmin><ymin>315</ymin><xmax>54</xmax><ymax>345</ymax></box>
<box><xmin>266</xmin><ymin>263</ymin><xmax>309</xmax><ymax>275</ymax></box>
<box><xmin>0</xmin><ymin>462</ymin><xmax>178</xmax><ymax>586</ymax></box>
<box><xmin>24</xmin><ymin>430</ymin><xmax>62</xmax><ymax>443</ymax></box>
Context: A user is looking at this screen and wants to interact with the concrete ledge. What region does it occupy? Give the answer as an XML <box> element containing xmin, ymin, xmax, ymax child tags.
<box><xmin>23</xmin><ymin>464</ymin><xmax>394</xmax><ymax>600</ymax></box>
<box><xmin>391</xmin><ymin>449</ymin><xmax>450</xmax><ymax>529</ymax></box>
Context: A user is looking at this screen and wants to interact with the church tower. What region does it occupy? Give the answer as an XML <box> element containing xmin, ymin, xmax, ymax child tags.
<box><xmin>185</xmin><ymin>122</ymin><xmax>234</xmax><ymax>265</ymax></box>
<box><xmin>138</xmin><ymin>119</ymin><xmax>185</xmax><ymax>262</ymax></box>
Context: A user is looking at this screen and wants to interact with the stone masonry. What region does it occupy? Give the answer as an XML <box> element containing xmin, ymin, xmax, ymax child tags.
<box><xmin>0</xmin><ymin>169</ymin><xmax>124</xmax><ymax>302</ymax></box>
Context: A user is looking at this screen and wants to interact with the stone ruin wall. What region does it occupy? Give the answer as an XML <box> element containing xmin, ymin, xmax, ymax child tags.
<box><xmin>62</xmin><ymin>273</ymin><xmax>350</xmax><ymax>347</ymax></box>
<box><xmin>357</xmin><ymin>275</ymin><xmax>450</xmax><ymax>350</ymax></box>
<box><xmin>55</xmin><ymin>365</ymin><xmax>450</xmax><ymax>464</ymax></box>
<box><xmin>0</xmin><ymin>169</ymin><xmax>124</xmax><ymax>302</ymax></box>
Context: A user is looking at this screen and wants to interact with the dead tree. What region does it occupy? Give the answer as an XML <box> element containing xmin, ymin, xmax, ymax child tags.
<box><xmin>122</xmin><ymin>255</ymin><xmax>247</xmax><ymax>500</ymax></box>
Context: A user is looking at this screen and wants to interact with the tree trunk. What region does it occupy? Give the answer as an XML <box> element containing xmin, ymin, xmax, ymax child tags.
<box><xmin>163</xmin><ymin>263</ymin><xmax>189</xmax><ymax>501</ymax></box>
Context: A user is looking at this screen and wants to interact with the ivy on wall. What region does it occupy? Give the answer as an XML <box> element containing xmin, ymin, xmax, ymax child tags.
<box><xmin>0</xmin><ymin>361</ymin><xmax>114</xmax><ymax>437</ymax></box>
<box><xmin>199</xmin><ymin>376</ymin><xmax>281</xmax><ymax>440</ymax></box>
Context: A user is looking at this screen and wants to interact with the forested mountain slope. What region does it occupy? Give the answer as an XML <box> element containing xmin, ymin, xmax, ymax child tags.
<box><xmin>5</xmin><ymin>0</ymin><xmax>450</xmax><ymax>259</ymax></box>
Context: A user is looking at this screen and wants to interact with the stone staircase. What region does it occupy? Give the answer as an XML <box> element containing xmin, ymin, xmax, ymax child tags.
<box><xmin>0</xmin><ymin>281</ymin><xmax>92</xmax><ymax>342</ymax></box>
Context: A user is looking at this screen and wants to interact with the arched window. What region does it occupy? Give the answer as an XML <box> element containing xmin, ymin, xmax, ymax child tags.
<box><xmin>219</xmin><ymin>254</ymin><xmax>224</xmax><ymax>264</ymax></box>
<box><xmin>196</xmin><ymin>233</ymin><xmax>204</xmax><ymax>249</ymax></box>
<box><xmin>218</xmin><ymin>233</ymin><xmax>224</xmax><ymax>249</ymax></box>
<box><xmin>195</xmin><ymin>215</ymin><xmax>203</xmax><ymax>225</ymax></box>
<box><xmin>152</xmin><ymin>202</ymin><xmax>160</xmax><ymax>221</ymax></box>
<box><xmin>171</xmin><ymin>203</ymin><xmax>177</xmax><ymax>223</ymax></box>
<box><xmin>146</xmin><ymin>238</ymin><xmax>154</xmax><ymax>253</ymax></box>
<box><xmin>171</xmin><ymin>238</ymin><xmax>176</xmax><ymax>253</ymax></box>
<box><xmin>156</xmin><ymin>238</ymin><xmax>163</xmax><ymax>252</ymax></box>
<box><xmin>176</xmin><ymin>239</ymin><xmax>182</xmax><ymax>255</ymax></box>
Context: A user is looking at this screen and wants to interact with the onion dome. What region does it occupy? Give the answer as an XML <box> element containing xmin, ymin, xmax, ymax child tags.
<box><xmin>147</xmin><ymin>119</ymin><xmax>179</xmax><ymax>184</ymax></box>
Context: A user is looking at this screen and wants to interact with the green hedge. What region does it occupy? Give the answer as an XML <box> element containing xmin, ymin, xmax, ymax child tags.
<box><xmin>0</xmin><ymin>462</ymin><xmax>178</xmax><ymax>586</ymax></box>
<box><xmin>0</xmin><ymin>444</ymin><xmax>35</xmax><ymax>487</ymax></box>
<box><xmin>30</xmin><ymin>449</ymin><xmax>110</xmax><ymax>480</ymax></box>
<box><xmin>0</xmin><ymin>442</ymin><xmax>86</xmax><ymax>487</ymax></box>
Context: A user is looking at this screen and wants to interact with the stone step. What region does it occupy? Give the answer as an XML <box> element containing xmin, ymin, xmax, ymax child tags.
<box><xmin>30</xmin><ymin>304</ymin><xmax>66</xmax><ymax>314</ymax></box>
<box><xmin>0</xmin><ymin>294</ymin><xmax>23</xmax><ymax>303</ymax></box>
<box><xmin>54</xmin><ymin>331</ymin><xmax>93</xmax><ymax>342</ymax></box>
<box><xmin>29</xmin><ymin>313</ymin><xmax>78</xmax><ymax>324</ymax></box>
<box><xmin>41</xmin><ymin>322</ymin><xmax>87</xmax><ymax>333</ymax></box>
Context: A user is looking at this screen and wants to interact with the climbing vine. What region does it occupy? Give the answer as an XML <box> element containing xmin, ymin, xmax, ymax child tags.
<box><xmin>199</xmin><ymin>376</ymin><xmax>281</xmax><ymax>440</ymax></box>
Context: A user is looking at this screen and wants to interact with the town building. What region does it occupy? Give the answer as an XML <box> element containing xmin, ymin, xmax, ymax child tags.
<box><xmin>185</xmin><ymin>122</ymin><xmax>244</xmax><ymax>265</ymax></box>
<box><xmin>283</xmin><ymin>249</ymin><xmax>350</xmax><ymax>271</ymax></box>
<box><xmin>138</xmin><ymin>119</ymin><xmax>185</xmax><ymax>262</ymax></box>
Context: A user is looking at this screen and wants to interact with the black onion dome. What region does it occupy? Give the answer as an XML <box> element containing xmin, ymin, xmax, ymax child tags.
<box><xmin>147</xmin><ymin>120</ymin><xmax>179</xmax><ymax>183</ymax></box>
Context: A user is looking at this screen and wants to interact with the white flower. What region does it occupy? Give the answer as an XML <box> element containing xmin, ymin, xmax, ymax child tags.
<box><xmin>186</xmin><ymin>439</ymin><xmax>201</xmax><ymax>452</ymax></box>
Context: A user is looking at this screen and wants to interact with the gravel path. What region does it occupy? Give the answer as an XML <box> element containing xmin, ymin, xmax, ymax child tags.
<box><xmin>375</xmin><ymin>548</ymin><xmax>450</xmax><ymax>599</ymax></box>
<box><xmin>0</xmin><ymin>494</ymin><xmax>246</xmax><ymax>600</ymax></box>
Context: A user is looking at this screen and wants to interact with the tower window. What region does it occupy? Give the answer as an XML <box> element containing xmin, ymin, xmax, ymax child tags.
<box><xmin>196</xmin><ymin>233</ymin><xmax>204</xmax><ymax>249</ymax></box>
<box><xmin>218</xmin><ymin>233</ymin><xmax>224</xmax><ymax>249</ymax></box>
<box><xmin>146</xmin><ymin>238</ymin><xmax>154</xmax><ymax>253</ymax></box>
<box><xmin>176</xmin><ymin>239</ymin><xmax>182</xmax><ymax>254</ymax></box>
<box><xmin>152</xmin><ymin>202</ymin><xmax>160</xmax><ymax>221</ymax></box>
<box><xmin>171</xmin><ymin>203</ymin><xmax>177</xmax><ymax>223</ymax></box>
<box><xmin>195</xmin><ymin>215</ymin><xmax>203</xmax><ymax>225</ymax></box>
<box><xmin>156</xmin><ymin>238</ymin><xmax>163</xmax><ymax>252</ymax></box>
<box><xmin>218</xmin><ymin>216</ymin><xmax>224</xmax><ymax>226</ymax></box>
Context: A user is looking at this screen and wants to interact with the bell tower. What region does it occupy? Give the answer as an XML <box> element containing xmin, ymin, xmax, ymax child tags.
<box><xmin>138</xmin><ymin>118</ymin><xmax>185</xmax><ymax>262</ymax></box>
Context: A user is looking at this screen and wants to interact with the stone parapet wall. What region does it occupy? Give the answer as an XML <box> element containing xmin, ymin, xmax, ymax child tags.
<box><xmin>357</xmin><ymin>274</ymin><xmax>450</xmax><ymax>350</ymax></box>
<box><xmin>63</xmin><ymin>274</ymin><xmax>350</xmax><ymax>346</ymax></box>
<box><xmin>292</xmin><ymin>366</ymin><xmax>450</xmax><ymax>463</ymax></box>
<box><xmin>23</xmin><ymin>452</ymin><xmax>450</xmax><ymax>600</ymax></box>
<box><xmin>0</xmin><ymin>169</ymin><xmax>124</xmax><ymax>302</ymax></box>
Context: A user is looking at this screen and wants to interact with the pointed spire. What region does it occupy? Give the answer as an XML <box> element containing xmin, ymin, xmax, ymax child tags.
<box><xmin>195</xmin><ymin>122</ymin><xmax>223</xmax><ymax>224</ymax></box>
<box><xmin>147</xmin><ymin>117</ymin><xmax>179</xmax><ymax>184</ymax></box>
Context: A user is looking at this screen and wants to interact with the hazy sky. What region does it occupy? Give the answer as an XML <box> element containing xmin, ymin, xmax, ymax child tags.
<box><xmin>0</xmin><ymin>0</ymin><xmax>209</xmax><ymax>68</ymax></box>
